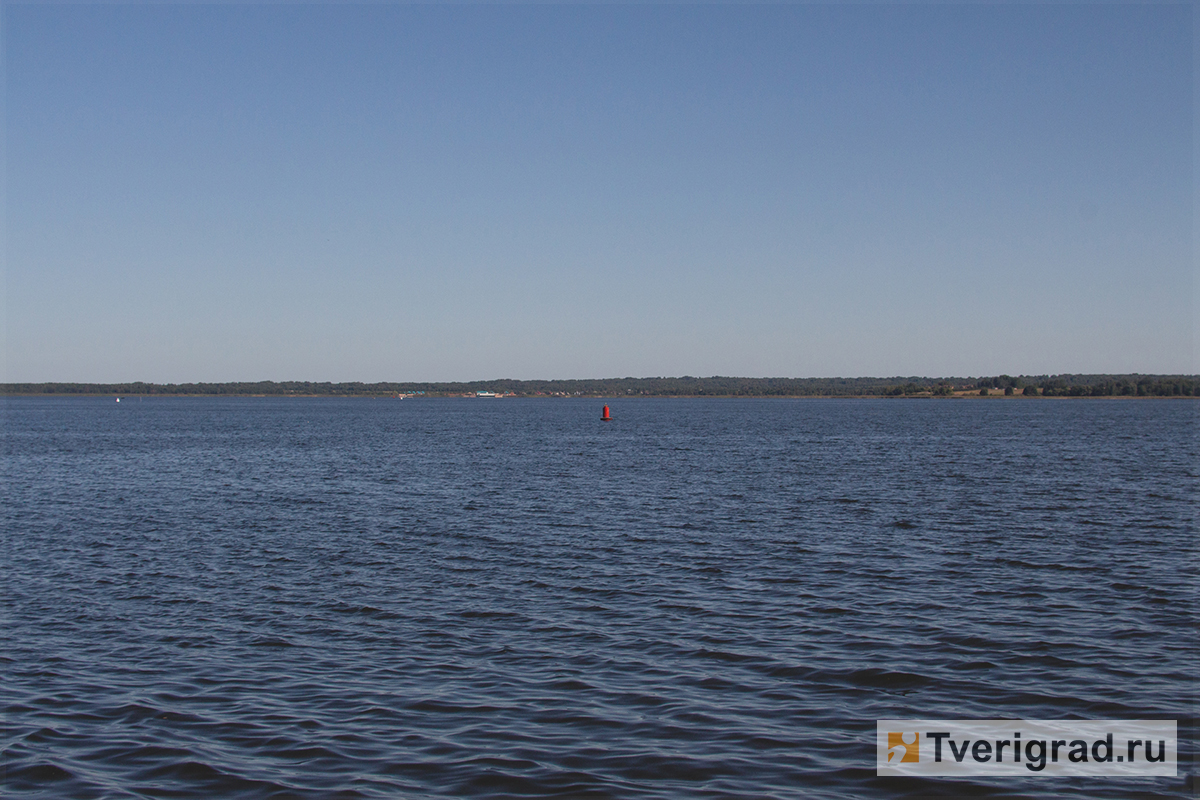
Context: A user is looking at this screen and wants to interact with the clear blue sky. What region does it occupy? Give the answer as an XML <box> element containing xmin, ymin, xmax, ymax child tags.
<box><xmin>4</xmin><ymin>3</ymin><xmax>1194</xmax><ymax>382</ymax></box>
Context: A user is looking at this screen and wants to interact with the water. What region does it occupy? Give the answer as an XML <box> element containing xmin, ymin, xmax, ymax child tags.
<box><xmin>2</xmin><ymin>396</ymin><xmax>1195</xmax><ymax>798</ymax></box>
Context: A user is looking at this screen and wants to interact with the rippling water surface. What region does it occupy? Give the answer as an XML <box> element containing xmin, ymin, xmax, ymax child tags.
<box><xmin>3</xmin><ymin>397</ymin><xmax>1195</xmax><ymax>798</ymax></box>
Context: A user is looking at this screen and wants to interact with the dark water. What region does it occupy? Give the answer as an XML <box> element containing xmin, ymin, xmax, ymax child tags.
<box><xmin>2</xmin><ymin>397</ymin><xmax>1195</xmax><ymax>799</ymax></box>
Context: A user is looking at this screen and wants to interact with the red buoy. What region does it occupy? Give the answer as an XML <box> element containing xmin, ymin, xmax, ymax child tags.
<box><xmin>601</xmin><ymin>404</ymin><xmax>611</xmax><ymax>421</ymax></box>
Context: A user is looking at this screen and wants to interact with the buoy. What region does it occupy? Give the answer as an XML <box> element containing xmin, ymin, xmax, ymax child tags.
<box><xmin>601</xmin><ymin>404</ymin><xmax>611</xmax><ymax>421</ymax></box>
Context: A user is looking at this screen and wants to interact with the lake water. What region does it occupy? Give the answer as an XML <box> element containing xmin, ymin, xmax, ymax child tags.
<box><xmin>2</xmin><ymin>396</ymin><xmax>1195</xmax><ymax>798</ymax></box>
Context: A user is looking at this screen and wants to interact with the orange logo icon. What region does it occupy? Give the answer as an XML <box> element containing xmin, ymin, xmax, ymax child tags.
<box><xmin>887</xmin><ymin>732</ymin><xmax>919</xmax><ymax>763</ymax></box>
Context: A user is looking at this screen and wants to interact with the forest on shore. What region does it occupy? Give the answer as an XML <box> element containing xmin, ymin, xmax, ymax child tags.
<box><xmin>3</xmin><ymin>374</ymin><xmax>1195</xmax><ymax>398</ymax></box>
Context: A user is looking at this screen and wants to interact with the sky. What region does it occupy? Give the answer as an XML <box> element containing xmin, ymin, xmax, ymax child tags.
<box><xmin>4</xmin><ymin>3</ymin><xmax>1194</xmax><ymax>383</ymax></box>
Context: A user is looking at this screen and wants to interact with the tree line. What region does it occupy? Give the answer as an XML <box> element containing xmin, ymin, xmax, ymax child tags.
<box><xmin>3</xmin><ymin>375</ymin><xmax>1194</xmax><ymax>398</ymax></box>
<box><xmin>973</xmin><ymin>375</ymin><xmax>1195</xmax><ymax>397</ymax></box>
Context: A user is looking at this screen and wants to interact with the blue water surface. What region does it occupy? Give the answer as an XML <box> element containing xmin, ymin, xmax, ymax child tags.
<box><xmin>2</xmin><ymin>397</ymin><xmax>1195</xmax><ymax>798</ymax></box>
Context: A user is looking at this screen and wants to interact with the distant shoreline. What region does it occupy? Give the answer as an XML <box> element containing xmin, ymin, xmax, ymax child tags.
<box><xmin>3</xmin><ymin>374</ymin><xmax>1195</xmax><ymax>399</ymax></box>
<box><xmin>7</xmin><ymin>394</ymin><xmax>1192</xmax><ymax>401</ymax></box>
